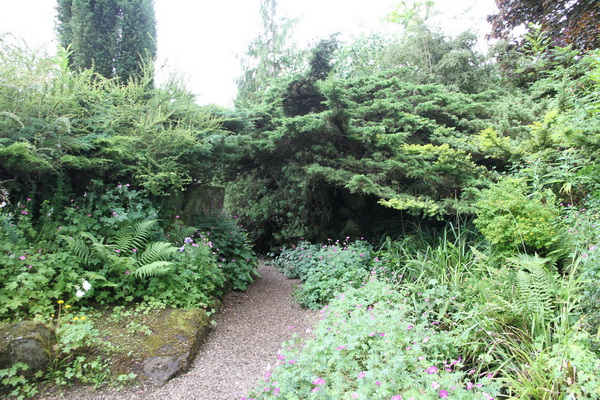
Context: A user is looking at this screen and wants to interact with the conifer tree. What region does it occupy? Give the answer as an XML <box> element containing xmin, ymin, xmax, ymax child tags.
<box><xmin>55</xmin><ymin>0</ymin><xmax>156</xmax><ymax>81</ymax></box>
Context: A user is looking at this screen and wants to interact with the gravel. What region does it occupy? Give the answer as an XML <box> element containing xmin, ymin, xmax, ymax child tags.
<box><xmin>38</xmin><ymin>260</ymin><xmax>317</xmax><ymax>400</ymax></box>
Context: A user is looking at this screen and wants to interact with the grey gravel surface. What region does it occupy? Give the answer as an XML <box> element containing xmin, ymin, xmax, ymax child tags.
<box><xmin>38</xmin><ymin>261</ymin><xmax>317</xmax><ymax>400</ymax></box>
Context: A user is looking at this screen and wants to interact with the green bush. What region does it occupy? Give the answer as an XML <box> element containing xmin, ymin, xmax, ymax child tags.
<box><xmin>192</xmin><ymin>213</ymin><xmax>258</xmax><ymax>291</ymax></box>
<box><xmin>246</xmin><ymin>279</ymin><xmax>502</xmax><ymax>399</ymax></box>
<box><xmin>474</xmin><ymin>178</ymin><xmax>564</xmax><ymax>255</ymax></box>
<box><xmin>275</xmin><ymin>239</ymin><xmax>373</xmax><ymax>310</ymax></box>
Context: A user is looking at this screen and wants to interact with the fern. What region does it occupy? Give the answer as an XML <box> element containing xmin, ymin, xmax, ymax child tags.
<box><xmin>169</xmin><ymin>224</ymin><xmax>198</xmax><ymax>245</ymax></box>
<box><xmin>136</xmin><ymin>241</ymin><xmax>179</xmax><ymax>266</ymax></box>
<box><xmin>60</xmin><ymin>234</ymin><xmax>92</xmax><ymax>264</ymax></box>
<box><xmin>111</xmin><ymin>219</ymin><xmax>158</xmax><ymax>252</ymax></box>
<box><xmin>509</xmin><ymin>254</ymin><xmax>557</xmax><ymax>326</ymax></box>
<box><xmin>132</xmin><ymin>261</ymin><xmax>173</xmax><ymax>279</ymax></box>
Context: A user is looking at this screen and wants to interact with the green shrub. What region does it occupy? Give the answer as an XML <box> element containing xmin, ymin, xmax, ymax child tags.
<box><xmin>474</xmin><ymin>178</ymin><xmax>564</xmax><ymax>255</ymax></box>
<box><xmin>275</xmin><ymin>239</ymin><xmax>373</xmax><ymax>310</ymax></box>
<box><xmin>246</xmin><ymin>280</ymin><xmax>502</xmax><ymax>399</ymax></box>
<box><xmin>192</xmin><ymin>213</ymin><xmax>258</xmax><ymax>291</ymax></box>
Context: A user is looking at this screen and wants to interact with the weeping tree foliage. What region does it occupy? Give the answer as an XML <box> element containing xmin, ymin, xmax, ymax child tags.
<box><xmin>55</xmin><ymin>0</ymin><xmax>157</xmax><ymax>82</ymax></box>
<box><xmin>0</xmin><ymin>41</ymin><xmax>226</xmax><ymax>201</ymax></box>
<box><xmin>226</xmin><ymin>33</ymin><xmax>538</xmax><ymax>249</ymax></box>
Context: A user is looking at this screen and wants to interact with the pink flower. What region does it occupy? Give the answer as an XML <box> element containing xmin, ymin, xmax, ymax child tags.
<box><xmin>19</xmin><ymin>256</ymin><xmax>26</xmax><ymax>260</ymax></box>
<box><xmin>124</xmin><ymin>270</ymin><xmax>130</xmax><ymax>274</ymax></box>
<box><xmin>425</xmin><ymin>366</ymin><xmax>438</xmax><ymax>374</ymax></box>
<box><xmin>431</xmin><ymin>381</ymin><xmax>440</xmax><ymax>390</ymax></box>
<box><xmin>439</xmin><ymin>390</ymin><xmax>449</xmax><ymax>398</ymax></box>
<box><xmin>21</xmin><ymin>211</ymin><xmax>28</xmax><ymax>215</ymax></box>
<box><xmin>26</xmin><ymin>198</ymin><xmax>31</xmax><ymax>201</ymax></box>
<box><xmin>132</xmin><ymin>248</ymin><xmax>137</xmax><ymax>253</ymax></box>
<box><xmin>357</xmin><ymin>372</ymin><xmax>366</xmax><ymax>379</ymax></box>
<box><xmin>391</xmin><ymin>396</ymin><xmax>403</xmax><ymax>400</ymax></box>
<box><xmin>466</xmin><ymin>382</ymin><xmax>474</xmax><ymax>390</ymax></box>
<box><xmin>407</xmin><ymin>325</ymin><xmax>413</xmax><ymax>330</ymax></box>
<box><xmin>375</xmin><ymin>381</ymin><xmax>381</xmax><ymax>386</ymax></box>
<box><xmin>312</xmin><ymin>377</ymin><xmax>326</xmax><ymax>386</ymax></box>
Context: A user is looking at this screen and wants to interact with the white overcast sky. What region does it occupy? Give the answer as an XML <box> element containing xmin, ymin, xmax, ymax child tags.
<box><xmin>1</xmin><ymin>0</ymin><xmax>497</xmax><ymax>107</ymax></box>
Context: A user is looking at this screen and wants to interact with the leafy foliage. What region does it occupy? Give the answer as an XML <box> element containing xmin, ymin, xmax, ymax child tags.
<box><xmin>275</xmin><ymin>239</ymin><xmax>372</xmax><ymax>309</ymax></box>
<box><xmin>191</xmin><ymin>213</ymin><xmax>258</xmax><ymax>291</ymax></box>
<box><xmin>488</xmin><ymin>0</ymin><xmax>599</xmax><ymax>51</ymax></box>
<box><xmin>0</xmin><ymin>41</ymin><xmax>226</xmax><ymax>199</ymax></box>
<box><xmin>247</xmin><ymin>279</ymin><xmax>502</xmax><ymax>399</ymax></box>
<box><xmin>474</xmin><ymin>178</ymin><xmax>564</xmax><ymax>255</ymax></box>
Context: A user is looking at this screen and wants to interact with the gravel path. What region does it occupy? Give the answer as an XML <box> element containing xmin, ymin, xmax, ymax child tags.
<box><xmin>39</xmin><ymin>260</ymin><xmax>317</xmax><ymax>400</ymax></box>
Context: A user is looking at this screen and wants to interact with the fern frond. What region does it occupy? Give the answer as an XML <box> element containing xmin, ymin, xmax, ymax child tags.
<box><xmin>112</xmin><ymin>219</ymin><xmax>158</xmax><ymax>252</ymax></box>
<box><xmin>136</xmin><ymin>241</ymin><xmax>178</xmax><ymax>266</ymax></box>
<box><xmin>132</xmin><ymin>261</ymin><xmax>173</xmax><ymax>279</ymax></box>
<box><xmin>60</xmin><ymin>234</ymin><xmax>92</xmax><ymax>264</ymax></box>
<box><xmin>510</xmin><ymin>254</ymin><xmax>557</xmax><ymax>323</ymax></box>
<box><xmin>169</xmin><ymin>224</ymin><xmax>198</xmax><ymax>245</ymax></box>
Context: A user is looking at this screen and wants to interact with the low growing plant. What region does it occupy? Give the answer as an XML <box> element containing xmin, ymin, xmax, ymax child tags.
<box><xmin>192</xmin><ymin>213</ymin><xmax>258</xmax><ymax>291</ymax></box>
<box><xmin>275</xmin><ymin>239</ymin><xmax>373</xmax><ymax>310</ymax></box>
<box><xmin>246</xmin><ymin>279</ymin><xmax>502</xmax><ymax>399</ymax></box>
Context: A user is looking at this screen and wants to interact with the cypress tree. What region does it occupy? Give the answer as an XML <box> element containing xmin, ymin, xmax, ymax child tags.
<box><xmin>56</xmin><ymin>0</ymin><xmax>156</xmax><ymax>81</ymax></box>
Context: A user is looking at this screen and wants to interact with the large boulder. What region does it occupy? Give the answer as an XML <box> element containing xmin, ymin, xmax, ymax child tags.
<box><xmin>0</xmin><ymin>321</ymin><xmax>55</xmax><ymax>377</ymax></box>
<box><xmin>118</xmin><ymin>308</ymin><xmax>211</xmax><ymax>386</ymax></box>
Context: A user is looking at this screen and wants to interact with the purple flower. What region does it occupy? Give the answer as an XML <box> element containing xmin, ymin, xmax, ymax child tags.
<box><xmin>179</xmin><ymin>246</ymin><xmax>185</xmax><ymax>252</ymax></box>
<box><xmin>184</xmin><ymin>237</ymin><xmax>193</xmax><ymax>244</ymax></box>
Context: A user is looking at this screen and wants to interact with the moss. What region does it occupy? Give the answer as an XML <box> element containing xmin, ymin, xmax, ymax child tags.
<box><xmin>93</xmin><ymin>308</ymin><xmax>211</xmax><ymax>381</ymax></box>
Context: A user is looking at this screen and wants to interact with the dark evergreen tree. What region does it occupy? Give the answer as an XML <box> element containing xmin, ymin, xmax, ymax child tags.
<box><xmin>55</xmin><ymin>0</ymin><xmax>156</xmax><ymax>81</ymax></box>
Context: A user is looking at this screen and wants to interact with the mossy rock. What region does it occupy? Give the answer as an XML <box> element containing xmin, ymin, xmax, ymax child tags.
<box><xmin>96</xmin><ymin>308</ymin><xmax>211</xmax><ymax>386</ymax></box>
<box><xmin>0</xmin><ymin>321</ymin><xmax>55</xmax><ymax>377</ymax></box>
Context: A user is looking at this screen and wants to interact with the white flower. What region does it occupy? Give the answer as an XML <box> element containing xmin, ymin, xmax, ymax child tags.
<box><xmin>0</xmin><ymin>201</ymin><xmax>6</xmax><ymax>208</ymax></box>
<box><xmin>75</xmin><ymin>289</ymin><xmax>85</xmax><ymax>298</ymax></box>
<box><xmin>82</xmin><ymin>279</ymin><xmax>92</xmax><ymax>291</ymax></box>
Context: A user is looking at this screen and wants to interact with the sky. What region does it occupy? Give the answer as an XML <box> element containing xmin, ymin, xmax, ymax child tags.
<box><xmin>1</xmin><ymin>0</ymin><xmax>497</xmax><ymax>107</ymax></box>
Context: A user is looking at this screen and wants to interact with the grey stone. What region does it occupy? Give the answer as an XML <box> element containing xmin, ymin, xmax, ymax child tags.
<box><xmin>0</xmin><ymin>321</ymin><xmax>55</xmax><ymax>377</ymax></box>
<box><xmin>137</xmin><ymin>309</ymin><xmax>211</xmax><ymax>386</ymax></box>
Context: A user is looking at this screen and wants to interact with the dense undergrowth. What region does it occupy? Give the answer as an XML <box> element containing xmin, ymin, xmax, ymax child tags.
<box><xmin>246</xmin><ymin>217</ymin><xmax>600</xmax><ymax>399</ymax></box>
<box><xmin>2</xmin><ymin>12</ymin><xmax>600</xmax><ymax>400</ymax></box>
